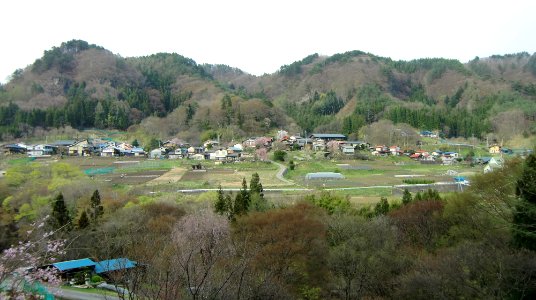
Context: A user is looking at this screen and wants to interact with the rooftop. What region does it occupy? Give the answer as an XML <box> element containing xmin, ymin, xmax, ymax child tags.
<box><xmin>52</xmin><ymin>258</ymin><xmax>96</xmax><ymax>271</ymax></box>
<box><xmin>95</xmin><ymin>258</ymin><xmax>136</xmax><ymax>274</ymax></box>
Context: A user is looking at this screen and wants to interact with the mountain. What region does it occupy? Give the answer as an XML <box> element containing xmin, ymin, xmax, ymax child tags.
<box><xmin>1</xmin><ymin>40</ymin><xmax>535</xmax><ymax>144</ymax></box>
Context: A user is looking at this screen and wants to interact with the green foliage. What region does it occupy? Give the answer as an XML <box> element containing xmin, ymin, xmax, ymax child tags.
<box><xmin>402</xmin><ymin>189</ymin><xmax>412</xmax><ymax>205</ymax></box>
<box><xmin>353</xmin><ymin>84</ymin><xmax>391</xmax><ymax>124</ymax></box>
<box><xmin>279</xmin><ymin>53</ymin><xmax>319</xmax><ymax>76</ymax></box>
<box><xmin>402</xmin><ymin>179</ymin><xmax>436</xmax><ymax>184</ymax></box>
<box><xmin>305</xmin><ymin>191</ymin><xmax>351</xmax><ymax>214</ymax></box>
<box><xmin>284</xmin><ymin>90</ymin><xmax>345</xmax><ymax>132</ymax></box>
<box><xmin>289</xmin><ymin>160</ymin><xmax>295</xmax><ymax>171</ymax></box>
<box><xmin>273</xmin><ymin>150</ymin><xmax>287</xmax><ymax>162</ymax></box>
<box><xmin>90</xmin><ymin>190</ymin><xmax>104</xmax><ymax>223</ymax></box>
<box><xmin>50</xmin><ymin>193</ymin><xmax>72</xmax><ymax>231</ymax></box>
<box><xmin>90</xmin><ymin>275</ymin><xmax>103</xmax><ymax>283</ymax></box>
<box><xmin>386</xmin><ymin>105</ymin><xmax>491</xmax><ymax>138</ymax></box>
<box><xmin>374</xmin><ymin>197</ymin><xmax>390</xmax><ymax>215</ymax></box>
<box><xmin>132</xmin><ymin>139</ymin><xmax>140</xmax><ymax>147</ymax></box>
<box><xmin>513</xmin><ymin>153</ymin><xmax>536</xmax><ymax>250</ymax></box>
<box><xmin>78</xmin><ymin>211</ymin><xmax>90</xmax><ymax>229</ymax></box>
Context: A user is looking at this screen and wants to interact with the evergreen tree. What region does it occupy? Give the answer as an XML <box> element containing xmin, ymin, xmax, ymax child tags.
<box><xmin>513</xmin><ymin>153</ymin><xmax>536</xmax><ymax>250</ymax></box>
<box><xmin>374</xmin><ymin>197</ymin><xmax>390</xmax><ymax>216</ymax></box>
<box><xmin>90</xmin><ymin>190</ymin><xmax>104</xmax><ymax>222</ymax></box>
<box><xmin>234</xmin><ymin>178</ymin><xmax>250</xmax><ymax>215</ymax></box>
<box><xmin>402</xmin><ymin>188</ymin><xmax>412</xmax><ymax>205</ymax></box>
<box><xmin>215</xmin><ymin>184</ymin><xmax>227</xmax><ymax>214</ymax></box>
<box><xmin>414</xmin><ymin>192</ymin><xmax>423</xmax><ymax>201</ymax></box>
<box><xmin>132</xmin><ymin>139</ymin><xmax>140</xmax><ymax>147</ymax></box>
<box><xmin>78</xmin><ymin>211</ymin><xmax>90</xmax><ymax>229</ymax></box>
<box><xmin>224</xmin><ymin>194</ymin><xmax>234</xmax><ymax>221</ymax></box>
<box><xmin>51</xmin><ymin>193</ymin><xmax>71</xmax><ymax>231</ymax></box>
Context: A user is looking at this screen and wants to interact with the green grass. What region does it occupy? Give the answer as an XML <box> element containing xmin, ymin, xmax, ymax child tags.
<box><xmin>114</xmin><ymin>159</ymin><xmax>184</xmax><ymax>173</ymax></box>
<box><xmin>61</xmin><ymin>285</ymin><xmax>118</xmax><ymax>297</ymax></box>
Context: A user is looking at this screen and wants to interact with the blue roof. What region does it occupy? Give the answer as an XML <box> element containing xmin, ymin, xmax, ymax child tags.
<box><xmin>52</xmin><ymin>258</ymin><xmax>96</xmax><ymax>271</ymax></box>
<box><xmin>95</xmin><ymin>258</ymin><xmax>136</xmax><ymax>274</ymax></box>
<box><xmin>454</xmin><ymin>176</ymin><xmax>467</xmax><ymax>182</ymax></box>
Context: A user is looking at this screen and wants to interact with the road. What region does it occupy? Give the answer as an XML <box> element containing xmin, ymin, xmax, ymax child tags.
<box><xmin>268</xmin><ymin>159</ymin><xmax>295</xmax><ymax>185</ymax></box>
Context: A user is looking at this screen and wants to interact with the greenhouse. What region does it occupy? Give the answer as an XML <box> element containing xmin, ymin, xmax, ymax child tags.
<box><xmin>305</xmin><ymin>172</ymin><xmax>345</xmax><ymax>180</ymax></box>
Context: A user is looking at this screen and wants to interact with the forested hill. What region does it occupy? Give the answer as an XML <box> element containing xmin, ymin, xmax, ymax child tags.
<box><xmin>1</xmin><ymin>40</ymin><xmax>536</xmax><ymax>143</ymax></box>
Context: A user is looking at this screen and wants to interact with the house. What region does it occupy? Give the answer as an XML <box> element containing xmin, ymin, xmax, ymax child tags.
<box><xmin>389</xmin><ymin>146</ymin><xmax>402</xmax><ymax>156</ymax></box>
<box><xmin>168</xmin><ymin>149</ymin><xmax>184</xmax><ymax>159</ymax></box>
<box><xmin>341</xmin><ymin>145</ymin><xmax>355</xmax><ymax>154</ymax></box>
<box><xmin>309</xmin><ymin>133</ymin><xmax>347</xmax><ymax>141</ymax></box>
<box><xmin>243</xmin><ymin>138</ymin><xmax>257</xmax><ymax>148</ymax></box>
<box><xmin>214</xmin><ymin>149</ymin><xmax>228</xmax><ymax>161</ymax></box>
<box><xmin>203</xmin><ymin>140</ymin><xmax>220</xmax><ymax>149</ymax></box>
<box><xmin>101</xmin><ymin>146</ymin><xmax>121</xmax><ymax>157</ymax></box>
<box><xmin>27</xmin><ymin>144</ymin><xmax>56</xmax><ymax>157</ymax></box>
<box><xmin>150</xmin><ymin>147</ymin><xmax>167</xmax><ymax>159</ymax></box>
<box><xmin>3</xmin><ymin>143</ymin><xmax>27</xmax><ymax>154</ymax></box>
<box><xmin>188</xmin><ymin>146</ymin><xmax>204</xmax><ymax>154</ymax></box>
<box><xmin>276</xmin><ymin>130</ymin><xmax>289</xmax><ymax>141</ymax></box>
<box><xmin>129</xmin><ymin>147</ymin><xmax>146</xmax><ymax>157</ymax></box>
<box><xmin>343</xmin><ymin>140</ymin><xmax>368</xmax><ymax>149</ymax></box>
<box><xmin>489</xmin><ymin>157</ymin><xmax>504</xmax><ymax>168</ymax></box>
<box><xmin>420</xmin><ymin>131</ymin><xmax>438</xmax><ymax>138</ymax></box>
<box><xmin>489</xmin><ymin>144</ymin><xmax>501</xmax><ymax>154</ymax></box>
<box><xmin>68</xmin><ymin>140</ymin><xmax>91</xmax><ymax>156</ymax></box>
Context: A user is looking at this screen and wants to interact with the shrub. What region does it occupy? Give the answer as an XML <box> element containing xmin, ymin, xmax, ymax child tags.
<box><xmin>91</xmin><ymin>275</ymin><xmax>104</xmax><ymax>283</ymax></box>
<box><xmin>273</xmin><ymin>150</ymin><xmax>286</xmax><ymax>162</ymax></box>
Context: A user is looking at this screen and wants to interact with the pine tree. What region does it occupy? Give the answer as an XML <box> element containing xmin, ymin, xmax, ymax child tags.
<box><xmin>51</xmin><ymin>193</ymin><xmax>71</xmax><ymax>231</ymax></box>
<box><xmin>78</xmin><ymin>211</ymin><xmax>90</xmax><ymax>229</ymax></box>
<box><xmin>215</xmin><ymin>184</ymin><xmax>227</xmax><ymax>214</ymax></box>
<box><xmin>513</xmin><ymin>153</ymin><xmax>536</xmax><ymax>250</ymax></box>
<box><xmin>132</xmin><ymin>139</ymin><xmax>140</xmax><ymax>147</ymax></box>
<box><xmin>90</xmin><ymin>190</ymin><xmax>104</xmax><ymax>222</ymax></box>
<box><xmin>234</xmin><ymin>178</ymin><xmax>250</xmax><ymax>216</ymax></box>
<box><xmin>402</xmin><ymin>189</ymin><xmax>412</xmax><ymax>205</ymax></box>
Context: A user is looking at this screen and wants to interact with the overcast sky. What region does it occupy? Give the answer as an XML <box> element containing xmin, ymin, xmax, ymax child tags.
<box><xmin>1</xmin><ymin>0</ymin><xmax>536</xmax><ymax>83</ymax></box>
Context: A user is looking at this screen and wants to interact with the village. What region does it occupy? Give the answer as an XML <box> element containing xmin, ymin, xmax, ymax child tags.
<box><xmin>1</xmin><ymin>130</ymin><xmax>525</xmax><ymax>170</ymax></box>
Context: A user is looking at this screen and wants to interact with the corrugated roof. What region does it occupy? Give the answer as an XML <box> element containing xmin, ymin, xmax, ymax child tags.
<box><xmin>52</xmin><ymin>258</ymin><xmax>96</xmax><ymax>271</ymax></box>
<box><xmin>305</xmin><ymin>172</ymin><xmax>345</xmax><ymax>180</ymax></box>
<box><xmin>95</xmin><ymin>258</ymin><xmax>136</xmax><ymax>274</ymax></box>
<box><xmin>310</xmin><ymin>133</ymin><xmax>347</xmax><ymax>139</ymax></box>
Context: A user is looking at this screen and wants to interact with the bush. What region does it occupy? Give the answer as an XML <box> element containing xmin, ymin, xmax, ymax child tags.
<box><xmin>91</xmin><ymin>275</ymin><xmax>104</xmax><ymax>283</ymax></box>
<box><xmin>273</xmin><ymin>150</ymin><xmax>286</xmax><ymax>162</ymax></box>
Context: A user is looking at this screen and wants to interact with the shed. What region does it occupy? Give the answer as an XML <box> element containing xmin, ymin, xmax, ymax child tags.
<box><xmin>309</xmin><ymin>133</ymin><xmax>347</xmax><ymax>141</ymax></box>
<box><xmin>305</xmin><ymin>172</ymin><xmax>345</xmax><ymax>180</ymax></box>
<box><xmin>52</xmin><ymin>258</ymin><xmax>95</xmax><ymax>273</ymax></box>
<box><xmin>95</xmin><ymin>258</ymin><xmax>136</xmax><ymax>274</ymax></box>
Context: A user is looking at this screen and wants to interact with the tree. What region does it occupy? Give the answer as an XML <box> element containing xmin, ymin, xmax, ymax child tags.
<box><xmin>402</xmin><ymin>189</ymin><xmax>412</xmax><ymax>205</ymax></box>
<box><xmin>132</xmin><ymin>139</ymin><xmax>140</xmax><ymax>147</ymax></box>
<box><xmin>250</xmin><ymin>173</ymin><xmax>267</xmax><ymax>212</ymax></box>
<box><xmin>374</xmin><ymin>197</ymin><xmax>390</xmax><ymax>216</ymax></box>
<box><xmin>90</xmin><ymin>189</ymin><xmax>104</xmax><ymax>223</ymax></box>
<box><xmin>51</xmin><ymin>193</ymin><xmax>71</xmax><ymax>231</ymax></box>
<box><xmin>289</xmin><ymin>160</ymin><xmax>295</xmax><ymax>170</ymax></box>
<box><xmin>234</xmin><ymin>178</ymin><xmax>250</xmax><ymax>216</ymax></box>
<box><xmin>513</xmin><ymin>153</ymin><xmax>536</xmax><ymax>250</ymax></box>
<box><xmin>78</xmin><ymin>211</ymin><xmax>90</xmax><ymax>229</ymax></box>
<box><xmin>215</xmin><ymin>184</ymin><xmax>227</xmax><ymax>214</ymax></box>
<box><xmin>273</xmin><ymin>150</ymin><xmax>286</xmax><ymax>162</ymax></box>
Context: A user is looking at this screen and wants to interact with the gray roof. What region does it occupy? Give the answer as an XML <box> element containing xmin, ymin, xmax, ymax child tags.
<box><xmin>305</xmin><ymin>172</ymin><xmax>345</xmax><ymax>180</ymax></box>
<box><xmin>309</xmin><ymin>133</ymin><xmax>347</xmax><ymax>139</ymax></box>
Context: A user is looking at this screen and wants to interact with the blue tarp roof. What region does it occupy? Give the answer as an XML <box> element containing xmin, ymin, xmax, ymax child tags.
<box><xmin>52</xmin><ymin>258</ymin><xmax>96</xmax><ymax>271</ymax></box>
<box><xmin>95</xmin><ymin>258</ymin><xmax>136</xmax><ymax>274</ymax></box>
<box><xmin>454</xmin><ymin>176</ymin><xmax>467</xmax><ymax>182</ymax></box>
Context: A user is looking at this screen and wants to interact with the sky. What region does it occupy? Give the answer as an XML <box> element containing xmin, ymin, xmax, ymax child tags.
<box><xmin>1</xmin><ymin>0</ymin><xmax>536</xmax><ymax>83</ymax></box>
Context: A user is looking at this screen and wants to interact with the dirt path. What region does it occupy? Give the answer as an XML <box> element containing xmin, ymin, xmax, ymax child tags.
<box><xmin>269</xmin><ymin>160</ymin><xmax>295</xmax><ymax>185</ymax></box>
<box><xmin>146</xmin><ymin>167</ymin><xmax>187</xmax><ymax>185</ymax></box>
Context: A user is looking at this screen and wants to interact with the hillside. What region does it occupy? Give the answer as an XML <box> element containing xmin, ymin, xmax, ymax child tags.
<box><xmin>1</xmin><ymin>40</ymin><xmax>536</xmax><ymax>144</ymax></box>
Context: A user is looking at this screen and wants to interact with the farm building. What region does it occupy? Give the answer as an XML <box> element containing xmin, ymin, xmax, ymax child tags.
<box><xmin>305</xmin><ymin>172</ymin><xmax>345</xmax><ymax>180</ymax></box>
<box><xmin>309</xmin><ymin>133</ymin><xmax>347</xmax><ymax>141</ymax></box>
